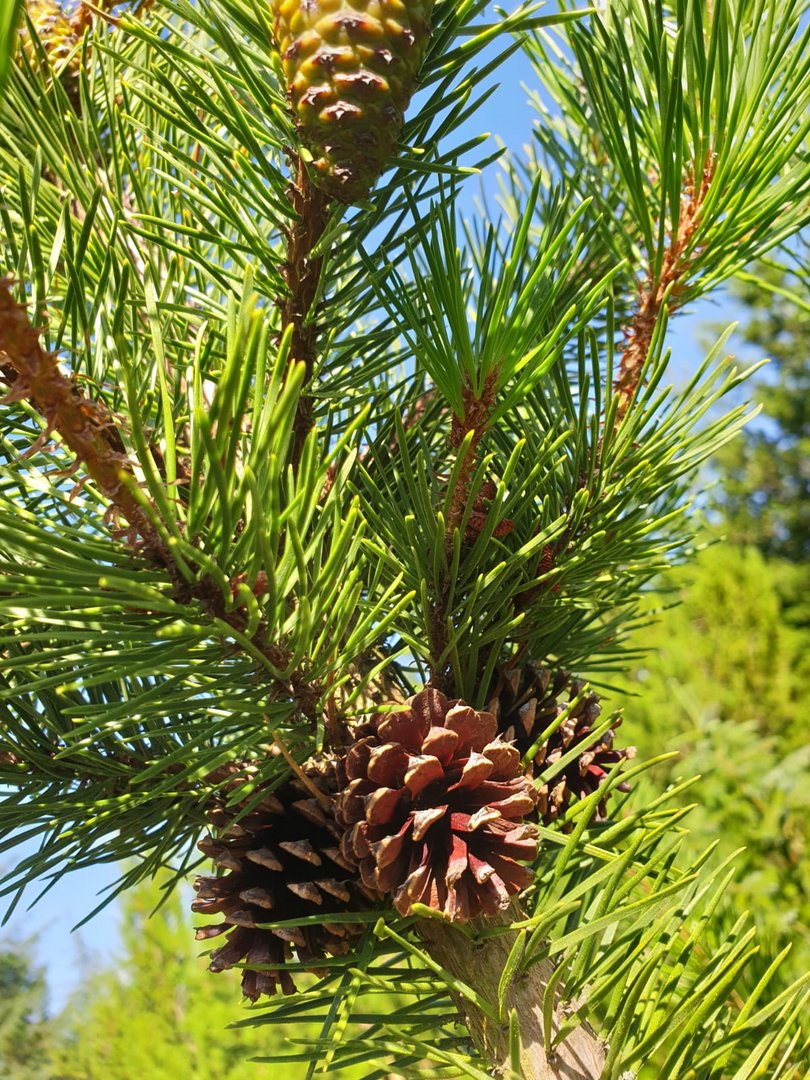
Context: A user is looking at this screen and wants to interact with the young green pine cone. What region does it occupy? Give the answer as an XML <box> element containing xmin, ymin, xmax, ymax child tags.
<box><xmin>19</xmin><ymin>0</ymin><xmax>79</xmax><ymax>74</ymax></box>
<box><xmin>336</xmin><ymin>689</ymin><xmax>539</xmax><ymax>922</ymax></box>
<box><xmin>271</xmin><ymin>0</ymin><xmax>435</xmax><ymax>202</ymax></box>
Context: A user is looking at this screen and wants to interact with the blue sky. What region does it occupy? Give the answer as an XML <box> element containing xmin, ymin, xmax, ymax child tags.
<box><xmin>0</xmin><ymin>8</ymin><xmax>759</xmax><ymax>1014</ymax></box>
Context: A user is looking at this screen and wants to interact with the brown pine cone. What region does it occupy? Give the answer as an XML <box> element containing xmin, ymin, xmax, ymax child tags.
<box><xmin>192</xmin><ymin>762</ymin><xmax>377</xmax><ymax>1000</ymax></box>
<box><xmin>336</xmin><ymin>689</ymin><xmax>538</xmax><ymax>922</ymax></box>
<box><xmin>488</xmin><ymin>664</ymin><xmax>636</xmax><ymax>824</ymax></box>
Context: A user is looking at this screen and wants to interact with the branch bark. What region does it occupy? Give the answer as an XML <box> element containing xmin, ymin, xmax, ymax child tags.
<box><xmin>613</xmin><ymin>156</ymin><xmax>714</xmax><ymax>422</ymax></box>
<box><xmin>281</xmin><ymin>157</ymin><xmax>332</xmax><ymax>467</ymax></box>
<box><xmin>0</xmin><ymin>279</ymin><xmax>161</xmax><ymax>550</ymax></box>
<box><xmin>0</xmin><ymin>281</ymin><xmax>321</xmax><ymax>719</ymax></box>
<box><xmin>418</xmin><ymin>906</ymin><xmax>606</xmax><ymax>1080</ymax></box>
<box><xmin>429</xmin><ymin>374</ymin><xmax>499</xmax><ymax>691</ymax></box>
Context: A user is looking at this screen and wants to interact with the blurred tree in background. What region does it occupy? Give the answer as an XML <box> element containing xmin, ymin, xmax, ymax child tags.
<box><xmin>623</xmin><ymin>547</ymin><xmax>810</xmax><ymax>987</ymax></box>
<box><xmin>623</xmin><ymin>251</ymin><xmax>810</xmax><ymax>999</ymax></box>
<box><xmin>50</xmin><ymin>878</ymin><xmax>276</xmax><ymax>1080</ymax></box>
<box><xmin>0</xmin><ymin>944</ymin><xmax>57</xmax><ymax>1080</ymax></box>
<box><xmin>627</xmin><ymin>544</ymin><xmax>809</xmax><ymax>748</ymax></box>
<box><xmin>0</xmin><ymin>875</ymin><xmax>418</xmax><ymax>1079</ymax></box>
<box><xmin>710</xmin><ymin>252</ymin><xmax>810</xmax><ymax>572</ymax></box>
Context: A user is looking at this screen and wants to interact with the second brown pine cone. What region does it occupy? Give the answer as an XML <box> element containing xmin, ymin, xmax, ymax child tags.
<box><xmin>192</xmin><ymin>762</ymin><xmax>377</xmax><ymax>1000</ymax></box>
<box><xmin>488</xmin><ymin>664</ymin><xmax>636</xmax><ymax>824</ymax></box>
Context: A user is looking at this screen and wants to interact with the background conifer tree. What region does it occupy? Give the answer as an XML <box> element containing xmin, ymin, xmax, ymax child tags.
<box><xmin>708</xmin><ymin>250</ymin><xmax>810</xmax><ymax>632</ymax></box>
<box><xmin>1</xmin><ymin>1</ymin><xmax>810</xmax><ymax>1077</ymax></box>
<box><xmin>49</xmin><ymin>876</ymin><xmax>327</xmax><ymax>1080</ymax></box>
<box><xmin>0</xmin><ymin>944</ymin><xmax>57</xmax><ymax>1080</ymax></box>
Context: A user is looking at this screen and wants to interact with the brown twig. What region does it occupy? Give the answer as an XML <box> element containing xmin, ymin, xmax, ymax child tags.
<box><xmin>429</xmin><ymin>374</ymin><xmax>498</xmax><ymax>690</ymax></box>
<box><xmin>0</xmin><ymin>280</ymin><xmax>163</xmax><ymax>552</ymax></box>
<box><xmin>614</xmin><ymin>156</ymin><xmax>715</xmax><ymax>421</ymax></box>
<box><xmin>281</xmin><ymin>156</ymin><xmax>332</xmax><ymax>466</ymax></box>
<box><xmin>444</xmin><ymin>374</ymin><xmax>498</xmax><ymax>551</ymax></box>
<box><xmin>0</xmin><ymin>282</ymin><xmax>322</xmax><ymax>721</ymax></box>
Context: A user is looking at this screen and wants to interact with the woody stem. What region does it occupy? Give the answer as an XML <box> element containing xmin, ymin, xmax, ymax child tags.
<box><xmin>282</xmin><ymin>157</ymin><xmax>333</xmax><ymax>467</ymax></box>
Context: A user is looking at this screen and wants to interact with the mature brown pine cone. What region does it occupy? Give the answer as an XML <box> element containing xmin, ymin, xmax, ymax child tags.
<box><xmin>192</xmin><ymin>762</ymin><xmax>377</xmax><ymax>1000</ymax></box>
<box><xmin>336</xmin><ymin>689</ymin><xmax>539</xmax><ymax>922</ymax></box>
<box><xmin>488</xmin><ymin>664</ymin><xmax>635</xmax><ymax>824</ymax></box>
<box><xmin>271</xmin><ymin>0</ymin><xmax>435</xmax><ymax>202</ymax></box>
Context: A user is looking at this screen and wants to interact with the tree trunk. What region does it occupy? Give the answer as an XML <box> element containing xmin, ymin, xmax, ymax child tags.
<box><xmin>418</xmin><ymin>906</ymin><xmax>606</xmax><ymax>1080</ymax></box>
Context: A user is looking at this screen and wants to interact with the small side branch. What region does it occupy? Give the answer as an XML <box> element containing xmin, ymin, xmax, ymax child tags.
<box><xmin>444</xmin><ymin>375</ymin><xmax>497</xmax><ymax>550</ymax></box>
<box><xmin>614</xmin><ymin>156</ymin><xmax>714</xmax><ymax>421</ymax></box>
<box><xmin>429</xmin><ymin>374</ymin><xmax>498</xmax><ymax>690</ymax></box>
<box><xmin>0</xmin><ymin>280</ymin><xmax>162</xmax><ymax>552</ymax></box>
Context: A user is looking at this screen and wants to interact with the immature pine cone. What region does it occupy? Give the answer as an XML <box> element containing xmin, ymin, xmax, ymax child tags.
<box><xmin>192</xmin><ymin>763</ymin><xmax>376</xmax><ymax>1000</ymax></box>
<box><xmin>20</xmin><ymin>0</ymin><xmax>78</xmax><ymax>72</ymax></box>
<box><xmin>336</xmin><ymin>689</ymin><xmax>539</xmax><ymax>922</ymax></box>
<box><xmin>488</xmin><ymin>664</ymin><xmax>635</xmax><ymax>824</ymax></box>
<box><xmin>271</xmin><ymin>0</ymin><xmax>435</xmax><ymax>202</ymax></box>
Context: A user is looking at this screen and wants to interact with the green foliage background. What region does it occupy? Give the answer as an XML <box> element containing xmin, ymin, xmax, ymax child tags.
<box><xmin>617</xmin><ymin>257</ymin><xmax>810</xmax><ymax>1011</ymax></box>
<box><xmin>623</xmin><ymin>545</ymin><xmax>810</xmax><ymax>995</ymax></box>
<box><xmin>1</xmin><ymin>876</ymin><xmax>423</xmax><ymax>1079</ymax></box>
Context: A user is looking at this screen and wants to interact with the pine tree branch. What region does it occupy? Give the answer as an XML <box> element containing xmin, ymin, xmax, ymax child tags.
<box><xmin>0</xmin><ymin>280</ymin><xmax>322</xmax><ymax>721</ymax></box>
<box><xmin>613</xmin><ymin>157</ymin><xmax>715</xmax><ymax>420</ymax></box>
<box><xmin>0</xmin><ymin>279</ymin><xmax>162</xmax><ymax>552</ymax></box>
<box><xmin>429</xmin><ymin>373</ymin><xmax>498</xmax><ymax>691</ymax></box>
<box><xmin>445</xmin><ymin>374</ymin><xmax>498</xmax><ymax>547</ymax></box>
<box><xmin>282</xmin><ymin>156</ymin><xmax>332</xmax><ymax>467</ymax></box>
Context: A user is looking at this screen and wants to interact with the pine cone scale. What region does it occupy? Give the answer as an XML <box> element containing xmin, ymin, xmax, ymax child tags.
<box><xmin>411</xmin><ymin>805</ymin><xmax>446</xmax><ymax>839</ymax></box>
<box><xmin>403</xmin><ymin>753</ymin><xmax>444</xmax><ymax>795</ymax></box>
<box><xmin>288</xmin><ymin>881</ymin><xmax>323</xmax><ymax>904</ymax></box>
<box><xmin>246</xmin><ymin>847</ymin><xmax>283</xmax><ymax>871</ymax></box>
<box><xmin>239</xmin><ymin>887</ymin><xmax>275</xmax><ymax>909</ymax></box>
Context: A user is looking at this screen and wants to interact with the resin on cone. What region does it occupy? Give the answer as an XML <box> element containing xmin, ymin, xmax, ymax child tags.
<box><xmin>488</xmin><ymin>664</ymin><xmax>636</xmax><ymax>824</ymax></box>
<box><xmin>271</xmin><ymin>0</ymin><xmax>435</xmax><ymax>202</ymax></box>
<box><xmin>192</xmin><ymin>762</ymin><xmax>377</xmax><ymax>1000</ymax></box>
<box><xmin>336</xmin><ymin>689</ymin><xmax>539</xmax><ymax>921</ymax></box>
